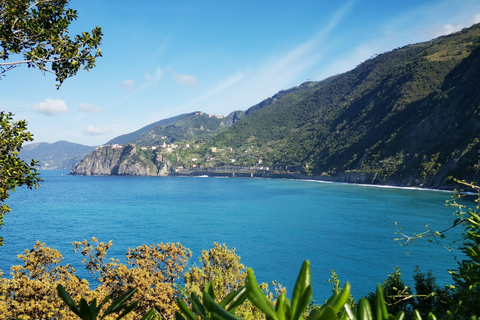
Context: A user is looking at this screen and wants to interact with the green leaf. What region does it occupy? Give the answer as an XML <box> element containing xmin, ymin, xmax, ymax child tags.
<box><xmin>275</xmin><ymin>293</ymin><xmax>288</xmax><ymax>320</ymax></box>
<box><xmin>290</xmin><ymin>260</ymin><xmax>311</xmax><ymax>319</ymax></box>
<box><xmin>314</xmin><ymin>306</ymin><xmax>337</xmax><ymax>320</ymax></box>
<box><xmin>225</xmin><ymin>286</ymin><xmax>248</xmax><ymax>312</ymax></box>
<box><xmin>330</xmin><ymin>282</ymin><xmax>350</xmax><ymax>313</ymax></box>
<box><xmin>103</xmin><ymin>287</ymin><xmax>137</xmax><ymax>317</ymax></box>
<box><xmin>203</xmin><ymin>288</ymin><xmax>243</xmax><ymax>320</ymax></box>
<box><xmin>412</xmin><ymin>310</ymin><xmax>422</xmax><ymax>320</ymax></box>
<box><xmin>140</xmin><ymin>308</ymin><xmax>157</xmax><ymax>320</ymax></box>
<box><xmin>393</xmin><ymin>311</ymin><xmax>405</xmax><ymax>320</ymax></box>
<box><xmin>177</xmin><ymin>297</ymin><xmax>198</xmax><ymax>320</ymax></box>
<box><xmin>292</xmin><ymin>286</ymin><xmax>312</xmax><ymax>320</ymax></box>
<box><xmin>206</xmin><ymin>282</ymin><xmax>216</xmax><ymax>301</ymax></box>
<box><xmin>57</xmin><ymin>284</ymin><xmax>81</xmax><ymax>317</ymax></box>
<box><xmin>356</xmin><ymin>298</ymin><xmax>372</xmax><ymax>320</ymax></box>
<box><xmin>245</xmin><ymin>268</ymin><xmax>279</xmax><ymax>320</ymax></box>
<box><xmin>375</xmin><ymin>285</ymin><xmax>389</xmax><ymax>320</ymax></box>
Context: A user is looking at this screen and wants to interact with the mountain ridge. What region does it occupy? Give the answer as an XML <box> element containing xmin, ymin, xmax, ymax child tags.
<box><xmin>65</xmin><ymin>23</ymin><xmax>480</xmax><ymax>188</ymax></box>
<box><xmin>20</xmin><ymin>141</ymin><xmax>95</xmax><ymax>170</ymax></box>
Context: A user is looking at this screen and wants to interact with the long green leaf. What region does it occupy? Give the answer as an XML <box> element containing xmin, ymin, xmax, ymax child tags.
<box><xmin>412</xmin><ymin>310</ymin><xmax>422</xmax><ymax>320</ymax></box>
<box><xmin>375</xmin><ymin>285</ymin><xmax>388</xmax><ymax>320</ymax></box>
<box><xmin>116</xmin><ymin>301</ymin><xmax>139</xmax><ymax>320</ymax></box>
<box><xmin>310</xmin><ymin>306</ymin><xmax>336</xmax><ymax>320</ymax></box>
<box><xmin>203</xmin><ymin>288</ymin><xmax>243</xmax><ymax>320</ymax></box>
<box><xmin>57</xmin><ymin>284</ymin><xmax>81</xmax><ymax>317</ymax></box>
<box><xmin>206</xmin><ymin>282</ymin><xmax>216</xmax><ymax>301</ymax></box>
<box><xmin>426</xmin><ymin>312</ymin><xmax>437</xmax><ymax>320</ymax></box>
<box><xmin>356</xmin><ymin>298</ymin><xmax>372</xmax><ymax>320</ymax></box>
<box><xmin>393</xmin><ymin>311</ymin><xmax>405</xmax><ymax>320</ymax></box>
<box><xmin>245</xmin><ymin>268</ymin><xmax>279</xmax><ymax>320</ymax></box>
<box><xmin>290</xmin><ymin>260</ymin><xmax>311</xmax><ymax>319</ymax></box>
<box><xmin>306</xmin><ymin>308</ymin><xmax>322</xmax><ymax>320</ymax></box>
<box><xmin>103</xmin><ymin>287</ymin><xmax>137</xmax><ymax>316</ymax></box>
<box><xmin>141</xmin><ymin>308</ymin><xmax>157</xmax><ymax>320</ymax></box>
<box><xmin>275</xmin><ymin>293</ymin><xmax>288</xmax><ymax>320</ymax></box>
<box><xmin>176</xmin><ymin>311</ymin><xmax>188</xmax><ymax>320</ymax></box>
<box><xmin>226</xmin><ymin>287</ymin><xmax>248</xmax><ymax>312</ymax></box>
<box><xmin>178</xmin><ymin>285</ymin><xmax>190</xmax><ymax>300</ymax></box>
<box><xmin>177</xmin><ymin>297</ymin><xmax>199</xmax><ymax>320</ymax></box>
<box><xmin>191</xmin><ymin>292</ymin><xmax>207</xmax><ymax>318</ymax></box>
<box><xmin>178</xmin><ymin>286</ymin><xmax>207</xmax><ymax>317</ymax></box>
<box><xmin>330</xmin><ymin>282</ymin><xmax>350</xmax><ymax>313</ymax></box>
<box><xmin>292</xmin><ymin>286</ymin><xmax>312</xmax><ymax>320</ymax></box>
<box><xmin>343</xmin><ymin>304</ymin><xmax>354</xmax><ymax>320</ymax></box>
<box><xmin>79</xmin><ymin>298</ymin><xmax>93</xmax><ymax>320</ymax></box>
<box><xmin>219</xmin><ymin>290</ymin><xmax>239</xmax><ymax>308</ymax></box>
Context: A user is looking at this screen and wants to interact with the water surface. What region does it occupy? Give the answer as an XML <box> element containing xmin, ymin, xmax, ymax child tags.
<box><xmin>2</xmin><ymin>170</ymin><xmax>464</xmax><ymax>299</ymax></box>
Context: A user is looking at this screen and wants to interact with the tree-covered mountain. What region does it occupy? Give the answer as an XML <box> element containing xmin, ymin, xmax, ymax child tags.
<box><xmin>107</xmin><ymin>111</ymin><xmax>245</xmax><ymax>146</ymax></box>
<box><xmin>106</xmin><ymin>113</ymin><xmax>188</xmax><ymax>145</ymax></box>
<box><xmin>21</xmin><ymin>141</ymin><xmax>95</xmax><ymax>170</ymax></box>
<box><xmin>72</xmin><ymin>23</ymin><xmax>480</xmax><ymax>188</ymax></box>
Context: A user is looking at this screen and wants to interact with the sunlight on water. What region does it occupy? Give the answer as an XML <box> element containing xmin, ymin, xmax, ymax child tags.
<box><xmin>2</xmin><ymin>170</ymin><xmax>465</xmax><ymax>299</ymax></box>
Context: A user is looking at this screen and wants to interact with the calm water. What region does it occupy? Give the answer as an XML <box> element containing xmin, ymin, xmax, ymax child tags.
<box><xmin>2</xmin><ymin>170</ymin><xmax>465</xmax><ymax>299</ymax></box>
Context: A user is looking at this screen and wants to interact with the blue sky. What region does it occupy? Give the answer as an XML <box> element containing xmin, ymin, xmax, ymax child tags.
<box><xmin>2</xmin><ymin>0</ymin><xmax>480</xmax><ymax>146</ymax></box>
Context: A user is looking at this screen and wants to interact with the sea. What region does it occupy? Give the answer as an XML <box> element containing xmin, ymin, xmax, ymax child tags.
<box><xmin>1</xmin><ymin>170</ymin><xmax>468</xmax><ymax>300</ymax></box>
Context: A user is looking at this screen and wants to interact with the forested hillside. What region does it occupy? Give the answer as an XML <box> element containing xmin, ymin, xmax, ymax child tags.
<box><xmin>73</xmin><ymin>24</ymin><xmax>480</xmax><ymax>188</ymax></box>
<box><xmin>20</xmin><ymin>141</ymin><xmax>95</xmax><ymax>170</ymax></box>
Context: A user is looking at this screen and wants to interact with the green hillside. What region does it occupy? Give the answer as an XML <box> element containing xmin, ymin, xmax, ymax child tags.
<box><xmin>73</xmin><ymin>24</ymin><xmax>480</xmax><ymax>188</ymax></box>
<box><xmin>208</xmin><ymin>24</ymin><xmax>480</xmax><ymax>187</ymax></box>
<box><xmin>129</xmin><ymin>111</ymin><xmax>244</xmax><ymax>146</ymax></box>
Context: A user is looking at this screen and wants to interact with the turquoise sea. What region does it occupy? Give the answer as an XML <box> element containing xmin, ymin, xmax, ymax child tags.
<box><xmin>2</xmin><ymin>170</ymin><xmax>465</xmax><ymax>299</ymax></box>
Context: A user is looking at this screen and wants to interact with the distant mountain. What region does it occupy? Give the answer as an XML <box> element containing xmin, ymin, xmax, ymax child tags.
<box><xmin>21</xmin><ymin>141</ymin><xmax>95</xmax><ymax>170</ymax></box>
<box><xmin>72</xmin><ymin>24</ymin><xmax>480</xmax><ymax>189</ymax></box>
<box><xmin>107</xmin><ymin>111</ymin><xmax>245</xmax><ymax>146</ymax></box>
<box><xmin>106</xmin><ymin>113</ymin><xmax>188</xmax><ymax>145</ymax></box>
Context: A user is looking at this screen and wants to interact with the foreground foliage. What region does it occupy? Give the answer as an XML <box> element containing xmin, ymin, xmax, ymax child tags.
<box><xmin>0</xmin><ymin>0</ymin><xmax>103</xmax><ymax>87</ymax></box>
<box><xmin>0</xmin><ymin>112</ymin><xmax>41</xmax><ymax>246</ymax></box>
<box><xmin>2</xmin><ymin>183</ymin><xmax>480</xmax><ymax>319</ymax></box>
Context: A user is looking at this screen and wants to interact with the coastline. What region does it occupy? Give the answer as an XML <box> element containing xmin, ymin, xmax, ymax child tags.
<box><xmin>169</xmin><ymin>170</ymin><xmax>462</xmax><ymax>192</ymax></box>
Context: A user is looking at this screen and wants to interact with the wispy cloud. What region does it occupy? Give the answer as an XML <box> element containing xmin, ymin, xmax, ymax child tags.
<box><xmin>144</xmin><ymin>68</ymin><xmax>162</xmax><ymax>85</ymax></box>
<box><xmin>175</xmin><ymin>71</ymin><xmax>246</xmax><ymax>113</ymax></box>
<box><xmin>171</xmin><ymin>1</ymin><xmax>355</xmax><ymax>115</ymax></box>
<box><xmin>78</xmin><ymin>103</ymin><xmax>103</xmax><ymax>115</ymax></box>
<box><xmin>32</xmin><ymin>98</ymin><xmax>69</xmax><ymax>116</ymax></box>
<box><xmin>172</xmin><ymin>73</ymin><xmax>198</xmax><ymax>85</ymax></box>
<box><xmin>109</xmin><ymin>68</ymin><xmax>163</xmax><ymax>108</ymax></box>
<box><xmin>251</xmin><ymin>1</ymin><xmax>355</xmax><ymax>88</ymax></box>
<box><xmin>313</xmin><ymin>0</ymin><xmax>480</xmax><ymax>81</ymax></box>
<box><xmin>121</xmin><ymin>80</ymin><xmax>135</xmax><ymax>91</ymax></box>
<box><xmin>82</xmin><ymin>125</ymin><xmax>113</xmax><ymax>136</ymax></box>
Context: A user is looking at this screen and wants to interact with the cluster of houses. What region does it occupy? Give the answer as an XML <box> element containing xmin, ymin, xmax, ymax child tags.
<box><xmin>94</xmin><ymin>141</ymin><xmax>270</xmax><ymax>173</ymax></box>
<box><xmin>95</xmin><ymin>141</ymin><xmax>187</xmax><ymax>153</ymax></box>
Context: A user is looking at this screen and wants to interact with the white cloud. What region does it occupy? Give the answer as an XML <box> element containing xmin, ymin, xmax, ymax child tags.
<box><xmin>144</xmin><ymin>68</ymin><xmax>162</xmax><ymax>84</ymax></box>
<box><xmin>439</xmin><ymin>11</ymin><xmax>480</xmax><ymax>35</ymax></box>
<box><xmin>32</xmin><ymin>98</ymin><xmax>69</xmax><ymax>116</ymax></box>
<box><xmin>82</xmin><ymin>125</ymin><xmax>112</xmax><ymax>136</ymax></box>
<box><xmin>178</xmin><ymin>71</ymin><xmax>246</xmax><ymax>112</ymax></box>
<box><xmin>172</xmin><ymin>73</ymin><xmax>198</xmax><ymax>85</ymax></box>
<box><xmin>78</xmin><ymin>103</ymin><xmax>103</xmax><ymax>115</ymax></box>
<box><xmin>121</xmin><ymin>79</ymin><xmax>135</xmax><ymax>90</ymax></box>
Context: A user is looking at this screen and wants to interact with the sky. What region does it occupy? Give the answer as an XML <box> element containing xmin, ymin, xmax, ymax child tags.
<box><xmin>2</xmin><ymin>0</ymin><xmax>480</xmax><ymax>146</ymax></box>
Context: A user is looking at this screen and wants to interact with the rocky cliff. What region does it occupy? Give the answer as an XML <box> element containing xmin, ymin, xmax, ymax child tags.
<box><xmin>71</xmin><ymin>144</ymin><xmax>173</xmax><ymax>176</ymax></box>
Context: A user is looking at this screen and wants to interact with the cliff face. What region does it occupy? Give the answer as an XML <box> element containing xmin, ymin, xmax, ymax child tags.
<box><xmin>71</xmin><ymin>145</ymin><xmax>172</xmax><ymax>176</ymax></box>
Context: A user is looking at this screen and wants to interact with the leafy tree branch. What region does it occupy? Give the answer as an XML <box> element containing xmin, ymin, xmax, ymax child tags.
<box><xmin>0</xmin><ymin>0</ymin><xmax>103</xmax><ymax>88</ymax></box>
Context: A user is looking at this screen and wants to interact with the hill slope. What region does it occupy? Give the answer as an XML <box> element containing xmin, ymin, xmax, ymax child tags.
<box><xmin>209</xmin><ymin>24</ymin><xmax>480</xmax><ymax>187</ymax></box>
<box><xmin>21</xmin><ymin>141</ymin><xmax>95</xmax><ymax>170</ymax></box>
<box><xmin>72</xmin><ymin>24</ymin><xmax>480</xmax><ymax>188</ymax></box>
